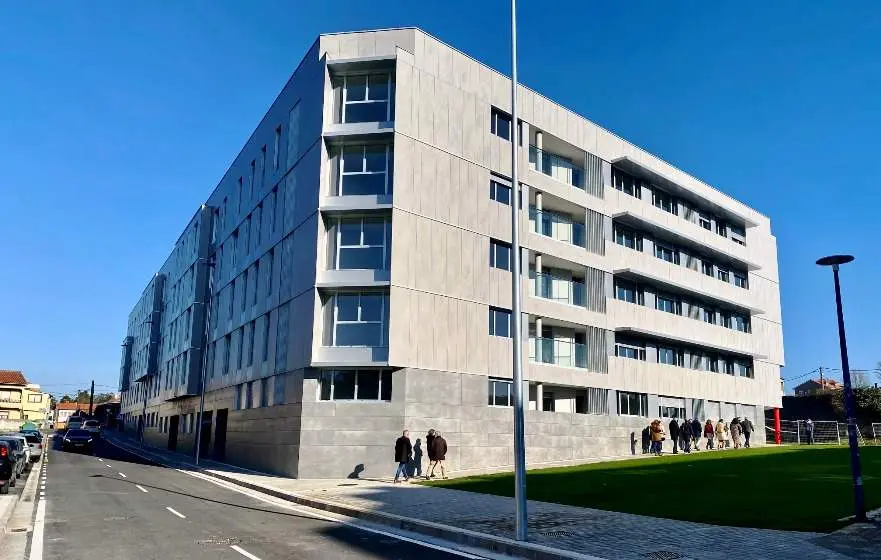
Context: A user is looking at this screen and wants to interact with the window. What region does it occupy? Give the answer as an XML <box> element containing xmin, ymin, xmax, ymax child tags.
<box><xmin>618</xmin><ymin>391</ymin><xmax>648</xmax><ymax>416</ymax></box>
<box><xmin>615</xmin><ymin>343</ymin><xmax>646</xmax><ymax>360</ymax></box>
<box><xmin>259</xmin><ymin>146</ymin><xmax>266</xmax><ymax>189</ymax></box>
<box><xmin>253</xmin><ymin>262</ymin><xmax>260</xmax><ymax>306</ymax></box>
<box><xmin>655</xmin><ymin>293</ymin><xmax>681</xmax><ymax>315</ymax></box>
<box><xmin>654</xmin><ymin>243</ymin><xmax>678</xmax><ymax>264</ymax></box>
<box><xmin>706</xmin><ymin>354</ymin><xmax>719</xmax><ymax>373</ymax></box>
<box><xmin>731</xmin><ymin>314</ymin><xmax>750</xmax><ymax>333</ymax></box>
<box><xmin>273</xmin><ymin>126</ymin><xmax>281</xmax><ymax>170</ymax></box>
<box><xmin>734</xmin><ymin>272</ymin><xmax>748</xmax><ymax>289</ymax></box>
<box><xmin>254</xmin><ymin>205</ymin><xmax>262</xmax><ymax>249</ymax></box>
<box><xmin>266</xmin><ymin>249</ymin><xmax>274</xmax><ymax>295</ymax></box>
<box><xmin>730</xmin><ymin>224</ymin><xmax>746</xmax><ymax>245</ymax></box>
<box><xmin>28</xmin><ymin>394</ymin><xmax>41</xmax><ymax>403</ymax></box>
<box><xmin>262</xmin><ymin>314</ymin><xmax>271</xmax><ymax>362</ymax></box>
<box><xmin>719</xmin><ymin>311</ymin><xmax>731</xmax><ymax>329</ymax></box>
<box><xmin>489</xmin><ymin>180</ymin><xmax>511</xmax><ymax>205</ymax></box>
<box><xmin>488</xmin><ymin>378</ymin><xmax>513</xmax><ymax>406</ymax></box>
<box><xmin>287</xmin><ymin>103</ymin><xmax>301</xmax><ymax>168</ymax></box>
<box><xmin>702</xmin><ymin>260</ymin><xmax>714</xmax><ymax>277</ymax></box>
<box><xmin>241</xmin><ymin>269</ymin><xmax>249</xmax><ymax>312</ymax></box>
<box><xmin>319</xmin><ymin>369</ymin><xmax>392</xmax><ymax>401</ymax></box>
<box><xmin>699</xmin><ymin>214</ymin><xmax>712</xmax><ymax>230</ymax></box>
<box><xmin>659</xmin><ymin>405</ymin><xmax>687</xmax><ymax>419</ymax></box>
<box><xmin>335</xmin><ymin>217</ymin><xmax>391</xmax><ymax>270</ymax></box>
<box><xmin>488</xmin><ymin>307</ymin><xmax>512</xmax><ymax>338</ymax></box>
<box><xmin>614</xmin><ymin>226</ymin><xmax>642</xmax><ymax>251</ymax></box>
<box><xmin>244</xmin><ymin>382</ymin><xmax>254</xmax><ymax>409</ymax></box>
<box><xmin>735</xmin><ymin>361</ymin><xmax>753</xmax><ymax>378</ymax></box>
<box><xmin>249</xmin><ymin>160</ymin><xmax>256</xmax><ymax>201</ymax></box>
<box><xmin>717</xmin><ymin>268</ymin><xmax>730</xmax><ymax>282</ymax></box>
<box><xmin>611</xmin><ymin>168</ymin><xmax>640</xmax><ymax>198</ymax></box>
<box><xmin>575</xmin><ymin>387</ymin><xmax>609</xmax><ymax>415</ymax></box>
<box><xmin>615</xmin><ymin>279</ymin><xmax>642</xmax><ymax>305</ymax></box>
<box><xmin>703</xmin><ymin>308</ymin><xmax>716</xmax><ymax>324</ymax></box>
<box><xmin>339</xmin><ymin>74</ymin><xmax>393</xmax><ymax>123</ymax></box>
<box><xmin>260</xmin><ymin>376</ymin><xmax>270</xmax><ymax>407</ymax></box>
<box><xmin>236</xmin><ymin>178</ymin><xmax>243</xmax><ymax>214</ymax></box>
<box><xmin>716</xmin><ymin>221</ymin><xmax>728</xmax><ymax>237</ymax></box>
<box><xmin>222</xmin><ymin>334</ymin><xmax>231</xmax><ymax>375</ymax></box>
<box><xmin>489</xmin><ymin>239</ymin><xmax>512</xmax><ymax>271</ymax></box>
<box><xmin>236</xmin><ymin>328</ymin><xmax>244</xmax><ymax>370</ymax></box>
<box><xmin>269</xmin><ymin>188</ymin><xmax>277</xmax><ymax>233</ymax></box>
<box><xmin>337</xmin><ymin>144</ymin><xmax>393</xmax><ymax>196</ymax></box>
<box><xmin>227</xmin><ymin>279</ymin><xmax>236</xmax><ymax>319</ymax></box>
<box><xmin>332</xmin><ymin>292</ymin><xmax>387</xmax><ymax>346</ymax></box>
<box><xmin>490</xmin><ymin>108</ymin><xmax>512</xmax><ymax>140</ymax></box>
<box><xmin>274</xmin><ymin>374</ymin><xmax>286</xmax><ymax>405</ymax></box>
<box><xmin>658</xmin><ymin>347</ymin><xmax>683</xmax><ymax>366</ymax></box>
<box><xmin>247</xmin><ymin>320</ymin><xmax>256</xmax><ymax>366</ymax></box>
<box><xmin>652</xmin><ymin>189</ymin><xmax>677</xmax><ymax>215</ymax></box>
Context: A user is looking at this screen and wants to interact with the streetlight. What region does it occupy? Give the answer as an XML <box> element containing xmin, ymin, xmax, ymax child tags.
<box><xmin>815</xmin><ymin>254</ymin><xmax>866</xmax><ymax>522</ymax></box>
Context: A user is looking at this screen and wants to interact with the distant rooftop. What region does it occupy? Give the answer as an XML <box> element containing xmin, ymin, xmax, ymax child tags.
<box><xmin>0</xmin><ymin>370</ymin><xmax>27</xmax><ymax>386</ymax></box>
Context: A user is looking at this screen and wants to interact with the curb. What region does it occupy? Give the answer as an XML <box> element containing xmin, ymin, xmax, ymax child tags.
<box><xmin>105</xmin><ymin>436</ymin><xmax>604</xmax><ymax>560</ymax></box>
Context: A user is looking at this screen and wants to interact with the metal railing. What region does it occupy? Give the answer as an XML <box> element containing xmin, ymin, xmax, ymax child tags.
<box><xmin>765</xmin><ymin>419</ymin><xmax>870</xmax><ymax>445</ymax></box>
<box><xmin>532</xmin><ymin>271</ymin><xmax>586</xmax><ymax>307</ymax></box>
<box><xmin>529</xmin><ymin>146</ymin><xmax>583</xmax><ymax>188</ymax></box>
<box><xmin>529</xmin><ymin>208</ymin><xmax>585</xmax><ymax>247</ymax></box>
<box><xmin>529</xmin><ymin>337</ymin><xmax>587</xmax><ymax>369</ymax></box>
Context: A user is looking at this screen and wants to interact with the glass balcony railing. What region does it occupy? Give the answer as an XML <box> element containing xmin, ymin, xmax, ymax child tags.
<box><xmin>529</xmin><ymin>207</ymin><xmax>585</xmax><ymax>247</ymax></box>
<box><xmin>533</xmin><ymin>271</ymin><xmax>586</xmax><ymax>307</ymax></box>
<box><xmin>529</xmin><ymin>146</ymin><xmax>584</xmax><ymax>189</ymax></box>
<box><xmin>529</xmin><ymin>337</ymin><xmax>587</xmax><ymax>368</ymax></box>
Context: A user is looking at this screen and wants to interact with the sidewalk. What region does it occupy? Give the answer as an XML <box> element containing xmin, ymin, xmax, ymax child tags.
<box><xmin>105</xmin><ymin>433</ymin><xmax>877</xmax><ymax>560</ymax></box>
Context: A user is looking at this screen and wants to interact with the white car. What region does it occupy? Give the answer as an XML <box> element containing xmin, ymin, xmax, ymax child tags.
<box><xmin>20</xmin><ymin>433</ymin><xmax>43</xmax><ymax>462</ymax></box>
<box><xmin>82</xmin><ymin>420</ymin><xmax>101</xmax><ymax>437</ymax></box>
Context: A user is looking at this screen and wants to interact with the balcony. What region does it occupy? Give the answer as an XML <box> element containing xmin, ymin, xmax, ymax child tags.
<box><xmin>529</xmin><ymin>337</ymin><xmax>587</xmax><ymax>369</ymax></box>
<box><xmin>529</xmin><ymin>146</ymin><xmax>583</xmax><ymax>189</ymax></box>
<box><xmin>529</xmin><ymin>207</ymin><xmax>585</xmax><ymax>248</ymax></box>
<box><xmin>531</xmin><ymin>271</ymin><xmax>586</xmax><ymax>308</ymax></box>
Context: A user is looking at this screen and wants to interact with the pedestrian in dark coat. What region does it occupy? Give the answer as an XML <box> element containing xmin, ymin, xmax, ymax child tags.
<box><xmin>393</xmin><ymin>430</ymin><xmax>412</xmax><ymax>483</ymax></box>
<box><xmin>681</xmin><ymin>419</ymin><xmax>692</xmax><ymax>453</ymax></box>
<box><xmin>424</xmin><ymin>429</ymin><xmax>437</xmax><ymax>479</ymax></box>
<box><xmin>741</xmin><ymin>417</ymin><xmax>754</xmax><ymax>448</ymax></box>
<box><xmin>641</xmin><ymin>425</ymin><xmax>651</xmax><ymax>454</ymax></box>
<box><xmin>691</xmin><ymin>418</ymin><xmax>702</xmax><ymax>450</ymax></box>
<box><xmin>428</xmin><ymin>431</ymin><xmax>448</xmax><ymax>479</ymax></box>
<box><xmin>668</xmin><ymin>418</ymin><xmax>680</xmax><ymax>454</ymax></box>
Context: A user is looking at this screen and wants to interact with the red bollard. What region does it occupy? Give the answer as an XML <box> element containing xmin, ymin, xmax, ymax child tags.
<box><xmin>774</xmin><ymin>407</ymin><xmax>782</xmax><ymax>444</ymax></box>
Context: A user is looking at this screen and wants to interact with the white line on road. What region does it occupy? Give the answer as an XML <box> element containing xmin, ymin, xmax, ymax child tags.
<box><xmin>105</xmin><ymin>464</ymin><xmax>112</xmax><ymax>468</ymax></box>
<box><xmin>98</xmin><ymin>458</ymin><xmax>103</xmax><ymax>462</ymax></box>
<box><xmin>165</xmin><ymin>507</ymin><xmax>186</xmax><ymax>519</ymax></box>
<box><xmin>136</xmin><ymin>485</ymin><xmax>148</xmax><ymax>493</ymax></box>
<box><xmin>118</xmin><ymin>472</ymin><xmax>127</xmax><ymax>478</ymax></box>
<box><xmin>28</xmin><ymin>497</ymin><xmax>46</xmax><ymax>560</ymax></box>
<box><xmin>230</xmin><ymin>545</ymin><xmax>262</xmax><ymax>560</ymax></box>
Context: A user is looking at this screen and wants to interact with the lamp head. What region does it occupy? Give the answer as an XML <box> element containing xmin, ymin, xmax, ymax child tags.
<box><xmin>816</xmin><ymin>255</ymin><xmax>854</xmax><ymax>267</ymax></box>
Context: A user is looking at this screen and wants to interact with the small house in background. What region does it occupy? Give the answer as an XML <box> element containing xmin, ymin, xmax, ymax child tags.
<box><xmin>54</xmin><ymin>402</ymin><xmax>84</xmax><ymax>429</ymax></box>
<box><xmin>793</xmin><ymin>378</ymin><xmax>842</xmax><ymax>396</ymax></box>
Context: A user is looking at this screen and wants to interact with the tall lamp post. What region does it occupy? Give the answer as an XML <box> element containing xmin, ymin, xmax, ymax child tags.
<box><xmin>816</xmin><ymin>254</ymin><xmax>866</xmax><ymax>522</ymax></box>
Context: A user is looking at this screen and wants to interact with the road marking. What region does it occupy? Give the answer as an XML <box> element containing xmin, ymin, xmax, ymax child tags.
<box><xmin>165</xmin><ymin>507</ymin><xmax>186</xmax><ymax>519</ymax></box>
<box><xmin>105</xmin><ymin>464</ymin><xmax>112</xmax><ymax>468</ymax></box>
<box><xmin>118</xmin><ymin>472</ymin><xmax>127</xmax><ymax>478</ymax></box>
<box><xmin>230</xmin><ymin>545</ymin><xmax>262</xmax><ymax>560</ymax></box>
<box><xmin>28</xmin><ymin>497</ymin><xmax>46</xmax><ymax>560</ymax></box>
<box><xmin>136</xmin><ymin>485</ymin><xmax>148</xmax><ymax>493</ymax></box>
<box><xmin>98</xmin><ymin>458</ymin><xmax>103</xmax><ymax>462</ymax></box>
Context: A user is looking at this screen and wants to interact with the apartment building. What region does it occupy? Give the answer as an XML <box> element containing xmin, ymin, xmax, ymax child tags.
<box><xmin>118</xmin><ymin>28</ymin><xmax>784</xmax><ymax>478</ymax></box>
<box><xmin>0</xmin><ymin>370</ymin><xmax>51</xmax><ymax>427</ymax></box>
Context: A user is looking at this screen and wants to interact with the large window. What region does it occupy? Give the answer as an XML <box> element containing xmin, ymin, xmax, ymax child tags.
<box><xmin>655</xmin><ymin>293</ymin><xmax>681</xmax><ymax>315</ymax></box>
<box><xmin>489</xmin><ymin>180</ymin><xmax>511</xmax><ymax>205</ymax></box>
<box><xmin>658</xmin><ymin>346</ymin><xmax>684</xmax><ymax>366</ymax></box>
<box><xmin>699</xmin><ymin>214</ymin><xmax>712</xmax><ymax>230</ymax></box>
<box><xmin>488</xmin><ymin>307</ymin><xmax>512</xmax><ymax>338</ymax></box>
<box><xmin>717</xmin><ymin>267</ymin><xmax>730</xmax><ymax>282</ymax></box>
<box><xmin>734</xmin><ymin>272</ymin><xmax>748</xmax><ymax>289</ymax></box>
<box><xmin>654</xmin><ymin>243</ymin><xmax>678</xmax><ymax>264</ymax></box>
<box><xmin>319</xmin><ymin>369</ymin><xmax>392</xmax><ymax>401</ymax></box>
<box><xmin>338</xmin><ymin>74</ymin><xmax>394</xmax><ymax>123</ymax></box>
<box><xmin>334</xmin><ymin>217</ymin><xmax>391</xmax><ymax>270</ymax></box>
<box><xmin>735</xmin><ymin>361</ymin><xmax>753</xmax><ymax>378</ymax></box>
<box><xmin>489</xmin><ymin>239</ymin><xmax>512</xmax><ymax>271</ymax></box>
<box><xmin>652</xmin><ymin>190</ymin><xmax>677</xmax><ymax>215</ymax></box>
<box><xmin>731</xmin><ymin>314</ymin><xmax>750</xmax><ymax>333</ymax></box>
<box><xmin>332</xmin><ymin>293</ymin><xmax>387</xmax><ymax>347</ymax></box>
<box><xmin>614</xmin><ymin>226</ymin><xmax>642</xmax><ymax>251</ymax></box>
<box><xmin>702</xmin><ymin>260</ymin><xmax>714</xmax><ymax>277</ymax></box>
<box><xmin>615</xmin><ymin>343</ymin><xmax>646</xmax><ymax>361</ymax></box>
<box><xmin>703</xmin><ymin>308</ymin><xmax>716</xmax><ymax>324</ymax></box>
<box><xmin>337</xmin><ymin>144</ymin><xmax>393</xmax><ymax>196</ymax></box>
<box><xmin>488</xmin><ymin>378</ymin><xmax>513</xmax><ymax>406</ymax></box>
<box><xmin>611</xmin><ymin>168</ymin><xmax>640</xmax><ymax>198</ymax></box>
<box><xmin>618</xmin><ymin>391</ymin><xmax>648</xmax><ymax>417</ymax></box>
<box><xmin>28</xmin><ymin>394</ymin><xmax>42</xmax><ymax>403</ymax></box>
<box><xmin>615</xmin><ymin>279</ymin><xmax>643</xmax><ymax>305</ymax></box>
<box><xmin>490</xmin><ymin>108</ymin><xmax>512</xmax><ymax>140</ymax></box>
<box><xmin>659</xmin><ymin>405</ymin><xmax>686</xmax><ymax>419</ymax></box>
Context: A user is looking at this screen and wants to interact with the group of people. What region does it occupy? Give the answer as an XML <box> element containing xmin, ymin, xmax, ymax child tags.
<box><xmin>393</xmin><ymin>429</ymin><xmax>449</xmax><ymax>483</ymax></box>
<box><xmin>644</xmin><ymin>417</ymin><xmax>755</xmax><ymax>456</ymax></box>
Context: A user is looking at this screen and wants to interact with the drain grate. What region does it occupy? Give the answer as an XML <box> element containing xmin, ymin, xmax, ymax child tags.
<box><xmin>644</xmin><ymin>552</ymin><xmax>686</xmax><ymax>560</ymax></box>
<box><xmin>197</xmin><ymin>536</ymin><xmax>242</xmax><ymax>546</ymax></box>
<box><xmin>539</xmin><ymin>530</ymin><xmax>572</xmax><ymax>537</ymax></box>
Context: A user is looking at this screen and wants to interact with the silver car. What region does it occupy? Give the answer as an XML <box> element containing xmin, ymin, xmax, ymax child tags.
<box><xmin>20</xmin><ymin>433</ymin><xmax>43</xmax><ymax>462</ymax></box>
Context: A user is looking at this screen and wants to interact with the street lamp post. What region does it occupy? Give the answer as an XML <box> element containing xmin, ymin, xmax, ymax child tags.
<box><xmin>816</xmin><ymin>254</ymin><xmax>866</xmax><ymax>523</ymax></box>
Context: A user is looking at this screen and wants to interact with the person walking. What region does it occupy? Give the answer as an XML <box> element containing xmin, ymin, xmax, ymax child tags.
<box><xmin>691</xmin><ymin>418</ymin><xmax>702</xmax><ymax>451</ymax></box>
<box><xmin>730</xmin><ymin>420</ymin><xmax>742</xmax><ymax>449</ymax></box>
<box><xmin>424</xmin><ymin>429</ymin><xmax>437</xmax><ymax>479</ymax></box>
<box><xmin>641</xmin><ymin>424</ymin><xmax>651</xmax><ymax>454</ymax></box>
<box><xmin>715</xmin><ymin>419</ymin><xmax>726</xmax><ymax>450</ymax></box>
<box><xmin>428</xmin><ymin>431</ymin><xmax>448</xmax><ymax>479</ymax></box>
<box><xmin>681</xmin><ymin>419</ymin><xmax>692</xmax><ymax>453</ymax></box>
<box><xmin>741</xmin><ymin>417</ymin><xmax>754</xmax><ymax>448</ymax></box>
<box><xmin>393</xmin><ymin>430</ymin><xmax>412</xmax><ymax>483</ymax></box>
<box><xmin>805</xmin><ymin>418</ymin><xmax>814</xmax><ymax>444</ymax></box>
<box><xmin>704</xmin><ymin>419</ymin><xmax>715</xmax><ymax>450</ymax></box>
<box><xmin>668</xmin><ymin>418</ymin><xmax>680</xmax><ymax>454</ymax></box>
<box><xmin>651</xmin><ymin>419</ymin><xmax>665</xmax><ymax>455</ymax></box>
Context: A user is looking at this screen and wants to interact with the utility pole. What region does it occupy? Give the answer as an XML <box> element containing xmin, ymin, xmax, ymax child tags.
<box><xmin>88</xmin><ymin>380</ymin><xmax>95</xmax><ymax>416</ymax></box>
<box><xmin>819</xmin><ymin>366</ymin><xmax>824</xmax><ymax>390</ymax></box>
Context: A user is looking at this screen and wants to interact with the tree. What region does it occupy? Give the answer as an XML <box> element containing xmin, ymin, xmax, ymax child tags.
<box><xmin>60</xmin><ymin>394</ymin><xmax>73</xmax><ymax>403</ymax></box>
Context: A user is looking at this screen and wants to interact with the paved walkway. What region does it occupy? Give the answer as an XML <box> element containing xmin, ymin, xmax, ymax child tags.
<box><xmin>104</xmin><ymin>432</ymin><xmax>878</xmax><ymax>560</ymax></box>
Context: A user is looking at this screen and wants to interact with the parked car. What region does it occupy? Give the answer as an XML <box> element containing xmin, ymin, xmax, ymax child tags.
<box><xmin>20</xmin><ymin>433</ymin><xmax>43</xmax><ymax>462</ymax></box>
<box><xmin>66</xmin><ymin>417</ymin><xmax>84</xmax><ymax>431</ymax></box>
<box><xmin>6</xmin><ymin>435</ymin><xmax>32</xmax><ymax>466</ymax></box>
<box><xmin>82</xmin><ymin>420</ymin><xmax>101</xmax><ymax>437</ymax></box>
<box><xmin>61</xmin><ymin>429</ymin><xmax>94</xmax><ymax>453</ymax></box>
<box><xmin>0</xmin><ymin>441</ymin><xmax>14</xmax><ymax>494</ymax></box>
<box><xmin>0</xmin><ymin>436</ymin><xmax>28</xmax><ymax>483</ymax></box>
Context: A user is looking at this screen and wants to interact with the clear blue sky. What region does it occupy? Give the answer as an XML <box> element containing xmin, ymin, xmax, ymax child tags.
<box><xmin>1</xmin><ymin>1</ymin><xmax>879</xmax><ymax>397</ymax></box>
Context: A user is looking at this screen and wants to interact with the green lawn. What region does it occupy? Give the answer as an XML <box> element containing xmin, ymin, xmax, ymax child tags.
<box><xmin>426</xmin><ymin>445</ymin><xmax>881</xmax><ymax>532</ymax></box>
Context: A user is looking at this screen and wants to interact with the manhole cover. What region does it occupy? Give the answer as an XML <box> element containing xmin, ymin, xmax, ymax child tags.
<box><xmin>644</xmin><ymin>552</ymin><xmax>686</xmax><ymax>560</ymax></box>
<box><xmin>540</xmin><ymin>530</ymin><xmax>572</xmax><ymax>537</ymax></box>
<box><xmin>197</xmin><ymin>536</ymin><xmax>242</xmax><ymax>546</ymax></box>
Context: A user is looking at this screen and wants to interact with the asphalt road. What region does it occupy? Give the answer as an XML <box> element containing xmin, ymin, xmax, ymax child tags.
<box><xmin>40</xmin><ymin>436</ymin><xmax>486</xmax><ymax>560</ymax></box>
